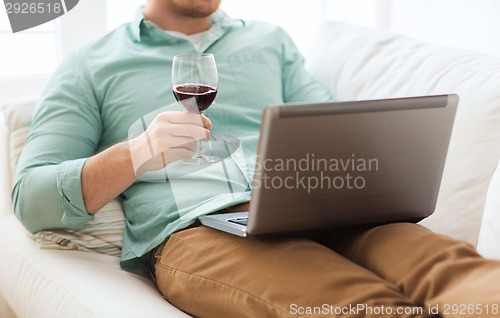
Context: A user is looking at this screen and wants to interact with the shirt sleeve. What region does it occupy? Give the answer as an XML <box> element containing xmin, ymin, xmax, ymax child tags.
<box><xmin>279</xmin><ymin>28</ymin><xmax>332</xmax><ymax>103</ymax></box>
<box><xmin>12</xmin><ymin>50</ymin><xmax>102</xmax><ymax>233</ymax></box>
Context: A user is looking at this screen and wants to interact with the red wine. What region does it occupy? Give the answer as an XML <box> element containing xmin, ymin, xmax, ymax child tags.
<box><xmin>172</xmin><ymin>84</ymin><xmax>217</xmax><ymax>113</ymax></box>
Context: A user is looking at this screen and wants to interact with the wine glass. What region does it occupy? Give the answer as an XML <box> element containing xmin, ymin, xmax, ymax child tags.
<box><xmin>172</xmin><ymin>53</ymin><xmax>219</xmax><ymax>165</ymax></box>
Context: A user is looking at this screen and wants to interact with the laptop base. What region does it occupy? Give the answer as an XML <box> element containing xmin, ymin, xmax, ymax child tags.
<box><xmin>199</xmin><ymin>212</ymin><xmax>249</xmax><ymax>237</ymax></box>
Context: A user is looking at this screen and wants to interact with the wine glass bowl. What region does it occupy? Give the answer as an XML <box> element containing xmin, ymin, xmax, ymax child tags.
<box><xmin>171</xmin><ymin>53</ymin><xmax>219</xmax><ymax>164</ymax></box>
<box><xmin>172</xmin><ymin>83</ymin><xmax>217</xmax><ymax>113</ymax></box>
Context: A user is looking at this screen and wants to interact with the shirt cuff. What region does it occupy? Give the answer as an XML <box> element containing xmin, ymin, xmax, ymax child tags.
<box><xmin>56</xmin><ymin>158</ymin><xmax>94</xmax><ymax>227</ymax></box>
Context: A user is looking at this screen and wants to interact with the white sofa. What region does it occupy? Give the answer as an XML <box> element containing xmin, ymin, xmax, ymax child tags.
<box><xmin>2</xmin><ymin>22</ymin><xmax>500</xmax><ymax>317</ymax></box>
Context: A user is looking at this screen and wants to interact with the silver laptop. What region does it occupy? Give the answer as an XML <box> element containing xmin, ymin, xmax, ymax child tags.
<box><xmin>199</xmin><ymin>94</ymin><xmax>458</xmax><ymax>237</ymax></box>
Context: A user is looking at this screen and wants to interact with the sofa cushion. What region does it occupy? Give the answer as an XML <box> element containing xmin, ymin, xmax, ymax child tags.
<box><xmin>2</xmin><ymin>97</ymin><xmax>35</xmax><ymax>180</ymax></box>
<box><xmin>2</xmin><ymin>98</ymin><xmax>125</xmax><ymax>256</ymax></box>
<box><xmin>33</xmin><ymin>200</ymin><xmax>124</xmax><ymax>256</ymax></box>
<box><xmin>306</xmin><ymin>22</ymin><xmax>500</xmax><ymax>245</ymax></box>
<box><xmin>477</xmin><ymin>158</ymin><xmax>500</xmax><ymax>258</ymax></box>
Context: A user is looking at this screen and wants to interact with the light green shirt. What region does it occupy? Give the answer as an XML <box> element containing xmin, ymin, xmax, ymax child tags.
<box><xmin>13</xmin><ymin>9</ymin><xmax>331</xmax><ymax>276</ymax></box>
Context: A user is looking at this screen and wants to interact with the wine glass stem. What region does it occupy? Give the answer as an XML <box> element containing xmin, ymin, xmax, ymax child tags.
<box><xmin>194</xmin><ymin>139</ymin><xmax>203</xmax><ymax>159</ymax></box>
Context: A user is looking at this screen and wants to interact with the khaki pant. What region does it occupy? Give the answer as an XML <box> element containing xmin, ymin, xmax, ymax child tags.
<box><xmin>153</xmin><ymin>223</ymin><xmax>500</xmax><ymax>318</ymax></box>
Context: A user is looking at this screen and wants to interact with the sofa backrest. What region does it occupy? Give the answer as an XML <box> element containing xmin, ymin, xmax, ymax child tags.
<box><xmin>306</xmin><ymin>22</ymin><xmax>500</xmax><ymax>245</ymax></box>
<box><xmin>0</xmin><ymin>112</ymin><xmax>12</xmax><ymax>218</ymax></box>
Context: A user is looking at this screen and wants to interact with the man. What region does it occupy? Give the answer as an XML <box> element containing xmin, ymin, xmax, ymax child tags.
<box><xmin>13</xmin><ymin>0</ymin><xmax>500</xmax><ymax>317</ymax></box>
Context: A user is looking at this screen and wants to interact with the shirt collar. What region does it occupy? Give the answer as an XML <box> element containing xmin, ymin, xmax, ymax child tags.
<box><xmin>130</xmin><ymin>6</ymin><xmax>244</xmax><ymax>43</ymax></box>
<box><xmin>131</xmin><ymin>7</ymin><xmax>144</xmax><ymax>42</ymax></box>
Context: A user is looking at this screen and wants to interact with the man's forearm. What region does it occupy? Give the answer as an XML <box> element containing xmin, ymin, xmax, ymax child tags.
<box><xmin>81</xmin><ymin>141</ymin><xmax>137</xmax><ymax>214</ymax></box>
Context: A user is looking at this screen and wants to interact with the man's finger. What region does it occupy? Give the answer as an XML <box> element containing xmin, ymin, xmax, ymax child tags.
<box><xmin>200</xmin><ymin>114</ymin><xmax>213</xmax><ymax>129</ymax></box>
<box><xmin>159</xmin><ymin>111</ymin><xmax>207</xmax><ymax>126</ymax></box>
<box><xmin>168</xmin><ymin>123</ymin><xmax>211</xmax><ymax>140</ymax></box>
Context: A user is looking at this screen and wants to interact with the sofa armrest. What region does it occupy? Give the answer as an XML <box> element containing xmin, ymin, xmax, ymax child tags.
<box><xmin>0</xmin><ymin>111</ymin><xmax>13</xmax><ymax>218</ymax></box>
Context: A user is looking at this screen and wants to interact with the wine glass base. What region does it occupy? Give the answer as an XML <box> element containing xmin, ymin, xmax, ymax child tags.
<box><xmin>181</xmin><ymin>155</ymin><xmax>220</xmax><ymax>165</ymax></box>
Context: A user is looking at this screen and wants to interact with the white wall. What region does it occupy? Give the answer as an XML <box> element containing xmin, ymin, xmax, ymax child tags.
<box><xmin>56</xmin><ymin>0</ymin><xmax>107</xmax><ymax>59</ymax></box>
<box><xmin>0</xmin><ymin>0</ymin><xmax>108</xmax><ymax>103</ymax></box>
<box><xmin>0</xmin><ymin>75</ymin><xmax>49</xmax><ymax>104</ymax></box>
<box><xmin>390</xmin><ymin>0</ymin><xmax>500</xmax><ymax>57</ymax></box>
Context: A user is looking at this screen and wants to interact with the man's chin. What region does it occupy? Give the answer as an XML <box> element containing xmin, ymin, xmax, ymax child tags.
<box><xmin>181</xmin><ymin>6</ymin><xmax>219</xmax><ymax>18</ymax></box>
<box><xmin>184</xmin><ymin>10</ymin><xmax>216</xmax><ymax>18</ymax></box>
<box><xmin>165</xmin><ymin>0</ymin><xmax>221</xmax><ymax>19</ymax></box>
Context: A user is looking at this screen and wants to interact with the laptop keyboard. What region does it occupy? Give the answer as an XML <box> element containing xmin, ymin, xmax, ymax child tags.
<box><xmin>228</xmin><ymin>217</ymin><xmax>248</xmax><ymax>226</ymax></box>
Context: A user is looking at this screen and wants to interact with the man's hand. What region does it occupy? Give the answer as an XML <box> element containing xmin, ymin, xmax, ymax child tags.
<box><xmin>129</xmin><ymin>111</ymin><xmax>212</xmax><ymax>175</ymax></box>
<box><xmin>81</xmin><ymin>111</ymin><xmax>212</xmax><ymax>214</ymax></box>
